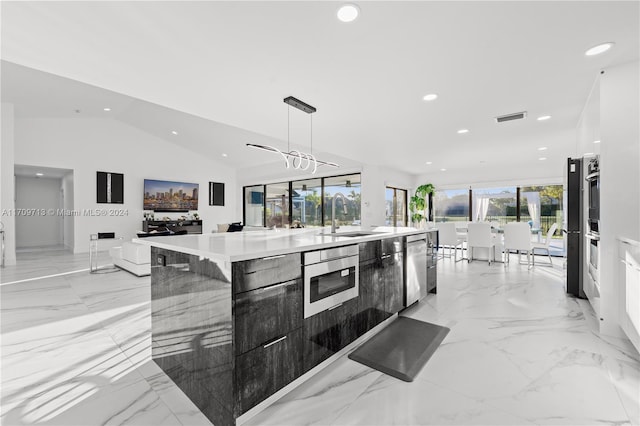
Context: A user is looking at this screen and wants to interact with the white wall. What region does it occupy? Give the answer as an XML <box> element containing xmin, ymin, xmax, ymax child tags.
<box><xmin>15</xmin><ymin>176</ymin><xmax>63</xmax><ymax>248</ymax></box>
<box><xmin>14</xmin><ymin>117</ymin><xmax>237</xmax><ymax>253</ymax></box>
<box><xmin>363</xmin><ymin>165</ymin><xmax>415</xmax><ymax>227</ymax></box>
<box><xmin>599</xmin><ymin>61</ymin><xmax>640</xmax><ymax>337</ymax></box>
<box><xmin>1</xmin><ymin>103</ymin><xmax>17</xmax><ymax>265</ymax></box>
<box><xmin>61</xmin><ymin>172</ymin><xmax>75</xmax><ymax>251</ymax></box>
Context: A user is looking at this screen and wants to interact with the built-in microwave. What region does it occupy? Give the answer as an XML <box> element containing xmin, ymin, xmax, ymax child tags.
<box><xmin>303</xmin><ymin>245</ymin><xmax>359</xmax><ymax>318</ymax></box>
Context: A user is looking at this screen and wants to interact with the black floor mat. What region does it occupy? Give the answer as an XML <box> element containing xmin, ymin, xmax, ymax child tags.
<box><xmin>348</xmin><ymin>316</ymin><xmax>450</xmax><ymax>382</ymax></box>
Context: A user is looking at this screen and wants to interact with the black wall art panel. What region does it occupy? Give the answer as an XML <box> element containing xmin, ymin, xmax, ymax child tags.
<box><xmin>209</xmin><ymin>182</ymin><xmax>225</xmax><ymax>206</ymax></box>
<box><xmin>97</xmin><ymin>171</ymin><xmax>124</xmax><ymax>204</ymax></box>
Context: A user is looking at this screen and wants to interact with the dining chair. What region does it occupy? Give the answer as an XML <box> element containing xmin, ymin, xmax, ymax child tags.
<box><xmin>531</xmin><ymin>223</ymin><xmax>558</xmax><ymax>266</ymax></box>
<box><xmin>436</xmin><ymin>222</ymin><xmax>464</xmax><ymax>262</ymax></box>
<box><xmin>466</xmin><ymin>222</ymin><xmax>496</xmax><ymax>265</ymax></box>
<box><xmin>503</xmin><ymin>222</ymin><xmax>533</xmax><ymax>269</ymax></box>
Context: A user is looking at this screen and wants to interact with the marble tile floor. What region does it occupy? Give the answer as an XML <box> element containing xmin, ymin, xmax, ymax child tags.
<box><xmin>1</xmin><ymin>250</ymin><xmax>638</xmax><ymax>426</ymax></box>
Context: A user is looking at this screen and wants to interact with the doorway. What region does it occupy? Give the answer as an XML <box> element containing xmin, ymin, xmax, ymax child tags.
<box><xmin>14</xmin><ymin>165</ymin><xmax>74</xmax><ymax>252</ymax></box>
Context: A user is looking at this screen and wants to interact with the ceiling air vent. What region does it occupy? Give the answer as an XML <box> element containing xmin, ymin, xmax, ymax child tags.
<box><xmin>495</xmin><ymin>111</ymin><xmax>527</xmax><ymax>123</ymax></box>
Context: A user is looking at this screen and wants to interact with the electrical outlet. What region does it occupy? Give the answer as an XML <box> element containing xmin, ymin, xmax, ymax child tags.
<box><xmin>157</xmin><ymin>254</ymin><xmax>166</xmax><ymax>266</ymax></box>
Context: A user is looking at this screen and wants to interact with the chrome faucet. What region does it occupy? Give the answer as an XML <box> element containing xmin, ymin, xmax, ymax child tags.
<box><xmin>331</xmin><ymin>192</ymin><xmax>349</xmax><ymax>233</ymax></box>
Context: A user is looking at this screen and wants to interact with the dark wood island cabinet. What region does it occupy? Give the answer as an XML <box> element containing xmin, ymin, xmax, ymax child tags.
<box><xmin>147</xmin><ymin>229</ymin><xmax>437</xmax><ymax>426</ymax></box>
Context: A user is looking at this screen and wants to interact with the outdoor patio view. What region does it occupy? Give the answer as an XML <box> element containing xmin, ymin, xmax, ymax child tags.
<box><xmin>434</xmin><ymin>185</ymin><xmax>563</xmax><ymax>237</ymax></box>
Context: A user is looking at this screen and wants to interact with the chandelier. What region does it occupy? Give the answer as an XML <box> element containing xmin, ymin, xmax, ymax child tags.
<box><xmin>246</xmin><ymin>96</ymin><xmax>339</xmax><ymax>174</ymax></box>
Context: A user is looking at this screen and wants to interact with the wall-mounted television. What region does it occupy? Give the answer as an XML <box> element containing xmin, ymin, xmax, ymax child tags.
<box><xmin>143</xmin><ymin>179</ymin><xmax>199</xmax><ymax>212</ymax></box>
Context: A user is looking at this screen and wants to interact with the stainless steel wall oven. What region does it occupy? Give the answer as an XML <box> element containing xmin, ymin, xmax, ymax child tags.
<box><xmin>586</xmin><ymin>156</ymin><xmax>600</xmax><ymax>235</ymax></box>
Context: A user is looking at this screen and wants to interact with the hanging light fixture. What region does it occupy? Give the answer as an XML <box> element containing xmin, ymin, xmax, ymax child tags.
<box><xmin>247</xmin><ymin>96</ymin><xmax>339</xmax><ymax>174</ymax></box>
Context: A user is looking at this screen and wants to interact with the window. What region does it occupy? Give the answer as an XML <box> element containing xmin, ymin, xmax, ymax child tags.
<box><xmin>385</xmin><ymin>187</ymin><xmax>407</xmax><ymax>226</ymax></box>
<box><xmin>291</xmin><ymin>179</ymin><xmax>322</xmax><ymax>227</ymax></box>
<box><xmin>243</xmin><ymin>173</ymin><xmax>361</xmax><ymax>228</ymax></box>
<box><xmin>434</xmin><ymin>189</ymin><xmax>469</xmax><ymax>223</ymax></box>
<box><xmin>323</xmin><ymin>174</ymin><xmax>361</xmax><ymax>227</ymax></box>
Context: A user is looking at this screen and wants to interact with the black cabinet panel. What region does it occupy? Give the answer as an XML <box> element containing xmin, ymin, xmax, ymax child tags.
<box><xmin>232</xmin><ymin>253</ymin><xmax>301</xmax><ymax>294</ymax></box>
<box><xmin>383</xmin><ymin>252</ymin><xmax>404</xmax><ymax>315</ymax></box>
<box><xmin>234</xmin><ymin>279</ymin><xmax>302</xmax><ymax>355</ymax></box>
<box><xmin>235</xmin><ymin>328</ymin><xmax>303</xmax><ymax>416</ymax></box>
<box><xmin>427</xmin><ymin>266</ymin><xmax>437</xmax><ymax>294</ymax></box>
<box><xmin>151</xmin><ymin>247</ymin><xmax>234</xmax><ymax>425</ymax></box>
<box><xmin>303</xmin><ymin>298</ymin><xmax>358</xmax><ymax>372</ymax></box>
<box><xmin>359</xmin><ymin>240</ymin><xmax>381</xmax><ymax>263</ymax></box>
<box><xmin>382</xmin><ymin>237</ymin><xmax>403</xmax><ymax>256</ymax></box>
<box><xmin>356</xmin><ymin>258</ymin><xmax>388</xmax><ymax>335</ymax></box>
<box><xmin>143</xmin><ymin>220</ymin><xmax>203</xmax><ymax>235</ymax></box>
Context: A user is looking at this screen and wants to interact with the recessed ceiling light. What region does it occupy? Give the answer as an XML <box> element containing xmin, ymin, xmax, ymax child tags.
<box><xmin>537</xmin><ymin>115</ymin><xmax>551</xmax><ymax>121</ymax></box>
<box><xmin>440</xmin><ymin>168</ymin><xmax>447</xmax><ymax>172</ymax></box>
<box><xmin>585</xmin><ymin>42</ymin><xmax>614</xmax><ymax>56</ymax></box>
<box><xmin>584</xmin><ymin>152</ymin><xmax>595</xmax><ymax>156</ymax></box>
<box><xmin>457</xmin><ymin>129</ymin><xmax>469</xmax><ymax>134</ymax></box>
<box><xmin>171</xmin><ymin>130</ymin><xmax>178</xmax><ymax>135</ymax></box>
<box><xmin>539</xmin><ymin>157</ymin><xmax>547</xmax><ymax>161</ymax></box>
<box><xmin>222</xmin><ymin>153</ymin><xmax>228</xmax><ymax>157</ymax></box>
<box><xmin>538</xmin><ymin>147</ymin><xmax>547</xmax><ymax>151</ymax></box>
<box><xmin>593</xmin><ymin>140</ymin><xmax>601</xmax><ymax>144</ymax></box>
<box><xmin>337</xmin><ymin>4</ymin><xmax>360</xmax><ymax>22</ymax></box>
<box><xmin>103</xmin><ymin>107</ymin><xmax>111</xmax><ymax>112</ymax></box>
<box><xmin>36</xmin><ymin>173</ymin><xmax>44</xmax><ymax>176</ymax></box>
<box><xmin>422</xmin><ymin>94</ymin><xmax>438</xmax><ymax>101</ymax></box>
<box><xmin>425</xmin><ymin>161</ymin><xmax>432</xmax><ymax>165</ymax></box>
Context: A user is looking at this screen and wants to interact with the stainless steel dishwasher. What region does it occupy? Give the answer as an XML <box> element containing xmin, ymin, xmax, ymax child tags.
<box><xmin>405</xmin><ymin>233</ymin><xmax>428</xmax><ymax>306</ymax></box>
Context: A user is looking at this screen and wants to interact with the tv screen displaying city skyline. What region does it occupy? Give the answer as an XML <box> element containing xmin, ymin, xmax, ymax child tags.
<box><xmin>143</xmin><ymin>179</ymin><xmax>199</xmax><ymax>212</ymax></box>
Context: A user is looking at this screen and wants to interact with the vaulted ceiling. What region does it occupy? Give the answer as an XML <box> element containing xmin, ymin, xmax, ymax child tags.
<box><xmin>2</xmin><ymin>1</ymin><xmax>638</xmax><ymax>184</ymax></box>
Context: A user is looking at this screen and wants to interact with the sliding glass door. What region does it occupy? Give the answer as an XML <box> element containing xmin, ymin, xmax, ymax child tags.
<box><xmin>471</xmin><ymin>187</ymin><xmax>517</xmax><ymax>226</ymax></box>
<box><xmin>265</xmin><ymin>182</ymin><xmax>290</xmax><ymax>228</ymax></box>
<box><xmin>433</xmin><ymin>189</ymin><xmax>469</xmax><ymax>223</ymax></box>
<box><xmin>385</xmin><ymin>187</ymin><xmax>407</xmax><ymax>227</ymax></box>
<box><xmin>244</xmin><ymin>173</ymin><xmax>361</xmax><ymax>228</ymax></box>
<box><xmin>291</xmin><ymin>179</ymin><xmax>322</xmax><ymax>227</ymax></box>
<box><xmin>323</xmin><ymin>174</ymin><xmax>361</xmax><ymax>227</ymax></box>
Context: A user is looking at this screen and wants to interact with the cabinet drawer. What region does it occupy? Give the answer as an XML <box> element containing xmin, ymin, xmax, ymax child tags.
<box><xmin>234</xmin><ymin>279</ymin><xmax>302</xmax><ymax>355</ymax></box>
<box><xmin>232</xmin><ymin>253</ymin><xmax>301</xmax><ymax>293</ymax></box>
<box><xmin>235</xmin><ymin>327</ymin><xmax>303</xmax><ymax>415</ymax></box>
<box><xmin>303</xmin><ymin>298</ymin><xmax>358</xmax><ymax>372</ymax></box>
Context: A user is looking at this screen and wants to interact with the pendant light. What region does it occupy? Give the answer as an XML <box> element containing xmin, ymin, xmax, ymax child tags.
<box><xmin>247</xmin><ymin>96</ymin><xmax>339</xmax><ymax>174</ymax></box>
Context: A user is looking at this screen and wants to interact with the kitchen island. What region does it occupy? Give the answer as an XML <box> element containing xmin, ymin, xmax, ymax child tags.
<box><xmin>137</xmin><ymin>227</ymin><xmax>437</xmax><ymax>426</ymax></box>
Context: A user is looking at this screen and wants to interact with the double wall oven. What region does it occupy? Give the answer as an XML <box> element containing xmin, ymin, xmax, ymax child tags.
<box><xmin>303</xmin><ymin>245</ymin><xmax>359</xmax><ymax>318</ymax></box>
<box><xmin>585</xmin><ymin>156</ymin><xmax>600</xmax><ymax>291</ymax></box>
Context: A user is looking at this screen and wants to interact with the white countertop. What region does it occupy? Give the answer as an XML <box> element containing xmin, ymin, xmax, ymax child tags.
<box><xmin>134</xmin><ymin>226</ymin><xmax>434</xmax><ymax>262</ymax></box>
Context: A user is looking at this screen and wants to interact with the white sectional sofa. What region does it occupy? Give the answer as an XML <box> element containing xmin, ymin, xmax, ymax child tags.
<box><xmin>110</xmin><ymin>241</ymin><xmax>151</xmax><ymax>276</ymax></box>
